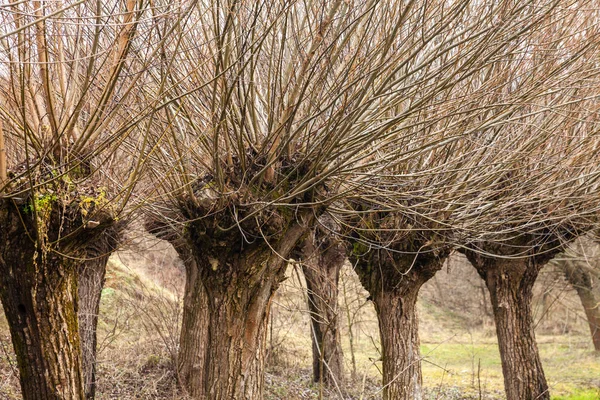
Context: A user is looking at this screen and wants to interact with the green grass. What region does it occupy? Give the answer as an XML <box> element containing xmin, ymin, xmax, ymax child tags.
<box><xmin>418</xmin><ymin>337</ymin><xmax>600</xmax><ymax>398</ymax></box>
<box><xmin>553</xmin><ymin>388</ymin><xmax>600</xmax><ymax>400</ymax></box>
<box><xmin>269</xmin><ymin>268</ymin><xmax>600</xmax><ymax>399</ymax></box>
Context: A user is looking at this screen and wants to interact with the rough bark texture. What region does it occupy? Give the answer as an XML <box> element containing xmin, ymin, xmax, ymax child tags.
<box><xmin>78</xmin><ymin>255</ymin><xmax>109</xmax><ymax>400</ymax></box>
<box><xmin>350</xmin><ymin>243</ymin><xmax>448</xmax><ymax>400</ymax></box>
<box><xmin>464</xmin><ymin>251</ymin><xmax>550</xmax><ymax>400</ymax></box>
<box><xmin>77</xmin><ymin>225</ymin><xmax>122</xmax><ymax>400</ymax></box>
<box><xmin>184</xmin><ymin>209</ymin><xmax>311</xmax><ymax>400</ymax></box>
<box><xmin>298</xmin><ymin>231</ymin><xmax>345</xmax><ymax>387</ymax></box>
<box><xmin>200</xmin><ymin>249</ymin><xmax>273</xmax><ymax>400</ymax></box>
<box><xmin>145</xmin><ymin>214</ymin><xmax>209</xmax><ymax>399</ymax></box>
<box><xmin>177</xmin><ymin>256</ymin><xmax>209</xmax><ymax>399</ymax></box>
<box><xmin>373</xmin><ymin>283</ymin><xmax>422</xmax><ymax>400</ymax></box>
<box><xmin>560</xmin><ymin>260</ymin><xmax>600</xmax><ymax>351</ymax></box>
<box><xmin>0</xmin><ymin>199</ymin><xmax>86</xmax><ymax>400</ymax></box>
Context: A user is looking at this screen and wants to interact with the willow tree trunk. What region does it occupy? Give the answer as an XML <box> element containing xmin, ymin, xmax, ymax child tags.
<box><xmin>0</xmin><ymin>200</ymin><xmax>85</xmax><ymax>400</ymax></box>
<box><xmin>372</xmin><ymin>280</ymin><xmax>424</xmax><ymax>400</ymax></box>
<box><xmin>78</xmin><ymin>255</ymin><xmax>109</xmax><ymax>400</ymax></box>
<box><xmin>186</xmin><ymin>215</ymin><xmax>309</xmax><ymax>400</ymax></box>
<box><xmin>78</xmin><ymin>223</ymin><xmax>122</xmax><ymax>400</ymax></box>
<box><xmin>144</xmin><ymin>213</ymin><xmax>210</xmax><ymax>399</ymax></box>
<box><xmin>351</xmin><ymin>247</ymin><xmax>447</xmax><ymax>400</ymax></box>
<box><xmin>577</xmin><ymin>289</ymin><xmax>600</xmax><ymax>351</ymax></box>
<box><xmin>202</xmin><ymin>262</ymin><xmax>273</xmax><ymax>399</ymax></box>
<box><xmin>465</xmin><ymin>252</ymin><xmax>550</xmax><ymax>400</ymax></box>
<box><xmin>177</xmin><ymin>257</ymin><xmax>209</xmax><ymax>398</ymax></box>
<box><xmin>561</xmin><ymin>262</ymin><xmax>600</xmax><ymax>351</ymax></box>
<box><xmin>299</xmin><ymin>233</ymin><xmax>345</xmax><ymax>387</ymax></box>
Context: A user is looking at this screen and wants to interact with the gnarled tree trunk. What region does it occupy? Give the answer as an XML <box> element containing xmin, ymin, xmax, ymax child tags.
<box><xmin>560</xmin><ymin>261</ymin><xmax>600</xmax><ymax>351</ymax></box>
<box><xmin>373</xmin><ymin>284</ymin><xmax>422</xmax><ymax>400</ymax></box>
<box><xmin>176</xmin><ymin>256</ymin><xmax>209</xmax><ymax>398</ymax></box>
<box><xmin>201</xmin><ymin>258</ymin><xmax>273</xmax><ymax>399</ymax></box>
<box><xmin>77</xmin><ymin>225</ymin><xmax>123</xmax><ymax>400</ymax></box>
<box><xmin>185</xmin><ymin>213</ymin><xmax>310</xmax><ymax>400</ymax></box>
<box><xmin>350</xmin><ymin>245</ymin><xmax>447</xmax><ymax>400</ymax></box>
<box><xmin>464</xmin><ymin>251</ymin><xmax>550</xmax><ymax>400</ymax></box>
<box><xmin>298</xmin><ymin>231</ymin><xmax>346</xmax><ymax>388</ymax></box>
<box><xmin>0</xmin><ymin>199</ymin><xmax>87</xmax><ymax>400</ymax></box>
<box><xmin>145</xmin><ymin>214</ymin><xmax>209</xmax><ymax>399</ymax></box>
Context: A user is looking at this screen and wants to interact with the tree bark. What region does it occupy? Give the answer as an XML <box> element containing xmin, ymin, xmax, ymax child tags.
<box><xmin>185</xmin><ymin>214</ymin><xmax>310</xmax><ymax>400</ymax></box>
<box><xmin>560</xmin><ymin>261</ymin><xmax>600</xmax><ymax>351</ymax></box>
<box><xmin>144</xmin><ymin>213</ymin><xmax>209</xmax><ymax>399</ymax></box>
<box><xmin>0</xmin><ymin>200</ymin><xmax>85</xmax><ymax>400</ymax></box>
<box><xmin>177</xmin><ymin>256</ymin><xmax>209</xmax><ymax>399</ymax></box>
<box><xmin>201</xmin><ymin>261</ymin><xmax>273</xmax><ymax>400</ymax></box>
<box><xmin>350</xmin><ymin>245</ymin><xmax>447</xmax><ymax>400</ymax></box>
<box><xmin>577</xmin><ymin>289</ymin><xmax>600</xmax><ymax>352</ymax></box>
<box><xmin>464</xmin><ymin>252</ymin><xmax>550</xmax><ymax>400</ymax></box>
<box><xmin>372</xmin><ymin>284</ymin><xmax>422</xmax><ymax>400</ymax></box>
<box><xmin>77</xmin><ymin>224</ymin><xmax>122</xmax><ymax>400</ymax></box>
<box><xmin>78</xmin><ymin>255</ymin><xmax>109</xmax><ymax>400</ymax></box>
<box><xmin>298</xmin><ymin>232</ymin><xmax>345</xmax><ymax>387</ymax></box>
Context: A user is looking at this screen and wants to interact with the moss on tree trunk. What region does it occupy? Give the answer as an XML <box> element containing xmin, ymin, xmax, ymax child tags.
<box><xmin>0</xmin><ymin>199</ymin><xmax>85</xmax><ymax>400</ymax></box>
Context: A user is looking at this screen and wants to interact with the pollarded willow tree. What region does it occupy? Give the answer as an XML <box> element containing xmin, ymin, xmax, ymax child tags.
<box><xmin>0</xmin><ymin>1</ymin><xmax>188</xmax><ymax>398</ymax></box>
<box><xmin>460</xmin><ymin>158</ymin><xmax>600</xmax><ymax>399</ymax></box>
<box><xmin>333</xmin><ymin>2</ymin><xmax>600</xmax><ymax>399</ymax></box>
<box><xmin>141</xmin><ymin>1</ymin><xmax>591</xmax><ymax>398</ymax></box>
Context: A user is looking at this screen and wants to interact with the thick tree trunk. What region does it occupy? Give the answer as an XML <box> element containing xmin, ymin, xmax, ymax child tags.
<box><xmin>78</xmin><ymin>254</ymin><xmax>110</xmax><ymax>400</ymax></box>
<box><xmin>144</xmin><ymin>213</ymin><xmax>210</xmax><ymax>399</ymax></box>
<box><xmin>350</xmin><ymin>246</ymin><xmax>446</xmax><ymax>400</ymax></box>
<box><xmin>0</xmin><ymin>201</ymin><xmax>85</xmax><ymax>400</ymax></box>
<box><xmin>465</xmin><ymin>253</ymin><xmax>550</xmax><ymax>400</ymax></box>
<box><xmin>202</xmin><ymin>267</ymin><xmax>273</xmax><ymax>399</ymax></box>
<box><xmin>561</xmin><ymin>262</ymin><xmax>600</xmax><ymax>351</ymax></box>
<box><xmin>299</xmin><ymin>233</ymin><xmax>345</xmax><ymax>387</ymax></box>
<box><xmin>372</xmin><ymin>282</ymin><xmax>423</xmax><ymax>400</ymax></box>
<box><xmin>1</xmin><ymin>255</ymin><xmax>85</xmax><ymax>400</ymax></box>
<box><xmin>177</xmin><ymin>257</ymin><xmax>209</xmax><ymax>399</ymax></box>
<box><xmin>184</xmin><ymin>214</ymin><xmax>309</xmax><ymax>400</ymax></box>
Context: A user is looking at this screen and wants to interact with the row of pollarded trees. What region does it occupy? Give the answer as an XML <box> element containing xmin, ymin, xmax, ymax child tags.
<box><xmin>335</xmin><ymin>33</ymin><xmax>600</xmax><ymax>397</ymax></box>
<box><xmin>144</xmin><ymin>1</ymin><xmax>600</xmax><ymax>400</ymax></box>
<box><xmin>1</xmin><ymin>0</ymin><xmax>600</xmax><ymax>400</ymax></box>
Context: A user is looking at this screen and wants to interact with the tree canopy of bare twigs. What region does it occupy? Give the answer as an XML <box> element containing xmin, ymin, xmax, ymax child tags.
<box><xmin>0</xmin><ymin>1</ymin><xmax>192</xmax><ymax>398</ymax></box>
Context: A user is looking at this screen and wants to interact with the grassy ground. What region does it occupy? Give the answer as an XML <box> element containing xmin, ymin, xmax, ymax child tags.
<box><xmin>265</xmin><ymin>263</ymin><xmax>600</xmax><ymax>399</ymax></box>
<box><xmin>0</xmin><ymin>247</ymin><xmax>598</xmax><ymax>399</ymax></box>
